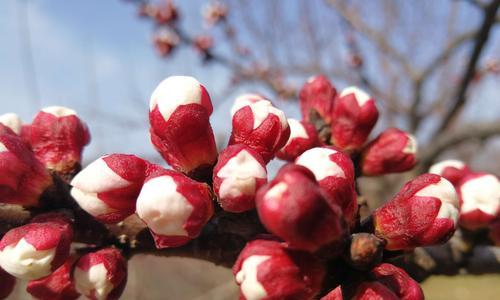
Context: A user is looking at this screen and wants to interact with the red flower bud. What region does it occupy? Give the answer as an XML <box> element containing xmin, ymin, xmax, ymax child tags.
<box><xmin>370</xmin><ymin>263</ymin><xmax>424</xmax><ymax>300</ymax></box>
<box><xmin>193</xmin><ymin>35</ymin><xmax>214</xmax><ymax>53</ymax></box>
<box><xmin>27</xmin><ymin>258</ymin><xmax>80</xmax><ymax>300</ymax></box>
<box><xmin>320</xmin><ymin>286</ymin><xmax>343</xmax><ymax>300</ymax></box>
<box><xmin>330</xmin><ymin>87</ymin><xmax>379</xmax><ymax>151</ymax></box>
<box><xmin>361</xmin><ymin>128</ymin><xmax>417</xmax><ymax>176</ymax></box>
<box><xmin>0</xmin><ymin>113</ymin><xmax>22</xmax><ymax>135</ymax></box>
<box><xmin>136</xmin><ymin>167</ymin><xmax>213</xmax><ymax>248</ymax></box>
<box><xmin>373</xmin><ymin>173</ymin><xmax>458</xmax><ymax>250</ymax></box>
<box><xmin>153</xmin><ymin>0</ymin><xmax>178</xmax><ymax>24</ymax></box>
<box><xmin>299</xmin><ymin>75</ymin><xmax>337</xmax><ymax>124</ymax></box>
<box><xmin>229</xmin><ymin>94</ymin><xmax>290</xmax><ymax>162</ymax></box>
<box><xmin>0</xmin><ymin>267</ymin><xmax>15</xmax><ymax>299</ymax></box>
<box><xmin>26</xmin><ymin>106</ymin><xmax>90</xmax><ymax>175</ymax></box>
<box><xmin>276</xmin><ymin>119</ymin><xmax>319</xmax><ymax>161</ymax></box>
<box><xmin>296</xmin><ymin>147</ymin><xmax>358</xmax><ymax>228</ymax></box>
<box><xmin>0</xmin><ymin>128</ymin><xmax>52</xmax><ymax>207</ymax></box>
<box><xmin>256</xmin><ymin>164</ymin><xmax>346</xmax><ymax>252</ymax></box>
<box><xmin>73</xmin><ymin>248</ymin><xmax>127</xmax><ymax>300</ymax></box>
<box><xmin>457</xmin><ymin>173</ymin><xmax>500</xmax><ymax>230</ymax></box>
<box><xmin>352</xmin><ymin>282</ymin><xmax>398</xmax><ymax>300</ymax></box>
<box><xmin>429</xmin><ymin>159</ymin><xmax>471</xmax><ymax>186</ymax></box>
<box><xmin>232</xmin><ymin>239</ymin><xmax>325</xmax><ymax>300</ymax></box>
<box><xmin>213</xmin><ymin>145</ymin><xmax>267</xmax><ymax>212</ymax></box>
<box><xmin>149</xmin><ymin>76</ymin><xmax>217</xmax><ymax>176</ymax></box>
<box><xmin>70</xmin><ymin>154</ymin><xmax>147</xmax><ymax>224</ymax></box>
<box><xmin>0</xmin><ymin>215</ymin><xmax>72</xmax><ymax>279</ymax></box>
<box><xmin>202</xmin><ymin>1</ymin><xmax>228</xmax><ymax>26</ymax></box>
<box><xmin>153</xmin><ymin>28</ymin><xmax>180</xmax><ymax>57</ymax></box>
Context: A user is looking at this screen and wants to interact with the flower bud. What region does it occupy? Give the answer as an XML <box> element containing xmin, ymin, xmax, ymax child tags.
<box><xmin>70</xmin><ymin>154</ymin><xmax>148</xmax><ymax>224</ymax></box>
<box><xmin>352</xmin><ymin>282</ymin><xmax>398</xmax><ymax>300</ymax></box>
<box><xmin>27</xmin><ymin>106</ymin><xmax>90</xmax><ymax>175</ymax></box>
<box><xmin>229</xmin><ymin>94</ymin><xmax>290</xmax><ymax>162</ymax></box>
<box><xmin>373</xmin><ymin>173</ymin><xmax>458</xmax><ymax>250</ymax></box>
<box><xmin>73</xmin><ymin>248</ymin><xmax>127</xmax><ymax>300</ymax></box>
<box><xmin>0</xmin><ymin>267</ymin><xmax>15</xmax><ymax>299</ymax></box>
<box><xmin>330</xmin><ymin>87</ymin><xmax>379</xmax><ymax>151</ymax></box>
<box><xmin>276</xmin><ymin>119</ymin><xmax>319</xmax><ymax>161</ymax></box>
<box><xmin>136</xmin><ymin>167</ymin><xmax>214</xmax><ymax>248</ymax></box>
<box><xmin>370</xmin><ymin>263</ymin><xmax>424</xmax><ymax>300</ymax></box>
<box><xmin>457</xmin><ymin>173</ymin><xmax>500</xmax><ymax>230</ymax></box>
<box><xmin>27</xmin><ymin>258</ymin><xmax>80</xmax><ymax>300</ymax></box>
<box><xmin>296</xmin><ymin>147</ymin><xmax>358</xmax><ymax>228</ymax></box>
<box><xmin>361</xmin><ymin>128</ymin><xmax>417</xmax><ymax>176</ymax></box>
<box><xmin>429</xmin><ymin>159</ymin><xmax>471</xmax><ymax>186</ymax></box>
<box><xmin>0</xmin><ymin>215</ymin><xmax>72</xmax><ymax>280</ymax></box>
<box><xmin>233</xmin><ymin>239</ymin><xmax>325</xmax><ymax>300</ymax></box>
<box><xmin>256</xmin><ymin>164</ymin><xmax>346</xmax><ymax>252</ymax></box>
<box><xmin>0</xmin><ymin>113</ymin><xmax>22</xmax><ymax>135</ymax></box>
<box><xmin>213</xmin><ymin>145</ymin><xmax>267</xmax><ymax>212</ymax></box>
<box><xmin>0</xmin><ymin>129</ymin><xmax>52</xmax><ymax>207</ymax></box>
<box><xmin>299</xmin><ymin>75</ymin><xmax>336</xmax><ymax>124</ymax></box>
<box><xmin>149</xmin><ymin>76</ymin><xmax>217</xmax><ymax>177</ymax></box>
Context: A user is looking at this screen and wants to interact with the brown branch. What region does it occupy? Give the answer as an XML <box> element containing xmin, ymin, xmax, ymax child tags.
<box><xmin>431</xmin><ymin>0</ymin><xmax>500</xmax><ymax>138</ymax></box>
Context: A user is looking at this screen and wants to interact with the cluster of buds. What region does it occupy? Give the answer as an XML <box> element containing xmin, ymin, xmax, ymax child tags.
<box><xmin>202</xmin><ymin>1</ymin><xmax>228</xmax><ymax>26</ymax></box>
<box><xmin>233</xmin><ymin>240</ymin><xmax>325</xmax><ymax>300</ymax></box>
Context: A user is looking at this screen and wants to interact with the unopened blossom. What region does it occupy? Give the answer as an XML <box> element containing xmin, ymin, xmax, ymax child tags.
<box><xmin>193</xmin><ymin>35</ymin><xmax>214</xmax><ymax>53</ymax></box>
<box><xmin>71</xmin><ymin>154</ymin><xmax>148</xmax><ymax>224</ymax></box>
<box><xmin>370</xmin><ymin>263</ymin><xmax>424</xmax><ymax>300</ymax></box>
<box><xmin>229</xmin><ymin>94</ymin><xmax>290</xmax><ymax>162</ymax></box>
<box><xmin>457</xmin><ymin>173</ymin><xmax>500</xmax><ymax>230</ymax></box>
<box><xmin>27</xmin><ymin>258</ymin><xmax>80</xmax><ymax>300</ymax></box>
<box><xmin>429</xmin><ymin>159</ymin><xmax>471</xmax><ymax>186</ymax></box>
<box><xmin>233</xmin><ymin>239</ymin><xmax>325</xmax><ymax>300</ymax></box>
<box><xmin>256</xmin><ymin>164</ymin><xmax>346</xmax><ymax>253</ymax></box>
<box><xmin>213</xmin><ymin>144</ymin><xmax>267</xmax><ymax>212</ymax></box>
<box><xmin>373</xmin><ymin>173</ymin><xmax>458</xmax><ymax>250</ymax></box>
<box><xmin>299</xmin><ymin>75</ymin><xmax>337</xmax><ymax>124</ymax></box>
<box><xmin>361</xmin><ymin>128</ymin><xmax>417</xmax><ymax>176</ymax></box>
<box><xmin>153</xmin><ymin>0</ymin><xmax>178</xmax><ymax>25</ymax></box>
<box><xmin>296</xmin><ymin>147</ymin><xmax>358</xmax><ymax>228</ymax></box>
<box><xmin>276</xmin><ymin>119</ymin><xmax>319</xmax><ymax>161</ymax></box>
<box><xmin>153</xmin><ymin>28</ymin><xmax>180</xmax><ymax>57</ymax></box>
<box><xmin>73</xmin><ymin>248</ymin><xmax>127</xmax><ymax>300</ymax></box>
<box><xmin>136</xmin><ymin>167</ymin><xmax>213</xmax><ymax>248</ymax></box>
<box><xmin>202</xmin><ymin>1</ymin><xmax>228</xmax><ymax>26</ymax></box>
<box><xmin>0</xmin><ymin>113</ymin><xmax>22</xmax><ymax>135</ymax></box>
<box><xmin>330</xmin><ymin>86</ymin><xmax>379</xmax><ymax>151</ymax></box>
<box><xmin>149</xmin><ymin>76</ymin><xmax>218</xmax><ymax>177</ymax></box>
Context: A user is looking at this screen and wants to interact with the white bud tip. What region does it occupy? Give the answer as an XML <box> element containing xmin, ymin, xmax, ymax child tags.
<box><xmin>283</xmin><ymin>119</ymin><xmax>309</xmax><ymax>148</ymax></box>
<box><xmin>340</xmin><ymin>86</ymin><xmax>372</xmax><ymax>106</ymax></box>
<box><xmin>429</xmin><ymin>160</ymin><xmax>465</xmax><ymax>175</ymax></box>
<box><xmin>75</xmin><ymin>263</ymin><xmax>114</xmax><ymax>300</ymax></box>
<box><xmin>0</xmin><ymin>113</ymin><xmax>22</xmax><ymax>134</ymax></box>
<box><xmin>460</xmin><ymin>174</ymin><xmax>500</xmax><ymax>215</ymax></box>
<box><xmin>41</xmin><ymin>106</ymin><xmax>77</xmax><ymax>117</ymax></box>
<box><xmin>416</xmin><ymin>178</ymin><xmax>459</xmax><ymax>224</ymax></box>
<box><xmin>402</xmin><ymin>134</ymin><xmax>418</xmax><ymax>154</ymax></box>
<box><xmin>296</xmin><ymin>147</ymin><xmax>345</xmax><ymax>180</ymax></box>
<box><xmin>236</xmin><ymin>255</ymin><xmax>269</xmax><ymax>300</ymax></box>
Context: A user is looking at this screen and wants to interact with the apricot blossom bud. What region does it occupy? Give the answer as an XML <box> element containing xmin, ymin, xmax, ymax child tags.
<box><xmin>0</xmin><ymin>129</ymin><xmax>52</xmax><ymax>207</ymax></box>
<box><xmin>370</xmin><ymin>263</ymin><xmax>424</xmax><ymax>300</ymax></box>
<box><xmin>330</xmin><ymin>87</ymin><xmax>379</xmax><ymax>151</ymax></box>
<box><xmin>276</xmin><ymin>119</ymin><xmax>319</xmax><ymax>161</ymax></box>
<box><xmin>73</xmin><ymin>248</ymin><xmax>127</xmax><ymax>300</ymax></box>
<box><xmin>136</xmin><ymin>167</ymin><xmax>214</xmax><ymax>248</ymax></box>
<box><xmin>361</xmin><ymin>128</ymin><xmax>417</xmax><ymax>176</ymax></box>
<box><xmin>299</xmin><ymin>75</ymin><xmax>336</xmax><ymax>124</ymax></box>
<box><xmin>0</xmin><ymin>215</ymin><xmax>72</xmax><ymax>280</ymax></box>
<box><xmin>233</xmin><ymin>239</ymin><xmax>325</xmax><ymax>300</ymax></box>
<box><xmin>213</xmin><ymin>145</ymin><xmax>267</xmax><ymax>212</ymax></box>
<box><xmin>0</xmin><ymin>267</ymin><xmax>15</xmax><ymax>299</ymax></box>
<box><xmin>457</xmin><ymin>173</ymin><xmax>500</xmax><ymax>230</ymax></box>
<box><xmin>429</xmin><ymin>159</ymin><xmax>471</xmax><ymax>186</ymax></box>
<box><xmin>373</xmin><ymin>173</ymin><xmax>458</xmax><ymax>250</ymax></box>
<box><xmin>27</xmin><ymin>106</ymin><xmax>90</xmax><ymax>175</ymax></box>
<box><xmin>149</xmin><ymin>76</ymin><xmax>218</xmax><ymax>177</ymax></box>
<box><xmin>0</xmin><ymin>113</ymin><xmax>22</xmax><ymax>135</ymax></box>
<box><xmin>256</xmin><ymin>164</ymin><xmax>346</xmax><ymax>252</ymax></box>
<box><xmin>296</xmin><ymin>147</ymin><xmax>358</xmax><ymax>228</ymax></box>
<box><xmin>70</xmin><ymin>154</ymin><xmax>148</xmax><ymax>224</ymax></box>
<box><xmin>229</xmin><ymin>94</ymin><xmax>290</xmax><ymax>162</ymax></box>
<box><xmin>27</xmin><ymin>258</ymin><xmax>80</xmax><ymax>300</ymax></box>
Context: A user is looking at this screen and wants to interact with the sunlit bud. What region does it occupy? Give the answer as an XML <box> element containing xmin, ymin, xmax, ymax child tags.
<box><xmin>361</xmin><ymin>128</ymin><xmax>417</xmax><ymax>176</ymax></box>
<box><xmin>373</xmin><ymin>173</ymin><xmax>458</xmax><ymax>250</ymax></box>
<box><xmin>296</xmin><ymin>147</ymin><xmax>358</xmax><ymax>228</ymax></box>
<box><xmin>136</xmin><ymin>167</ymin><xmax>214</xmax><ymax>248</ymax></box>
<box><xmin>299</xmin><ymin>75</ymin><xmax>336</xmax><ymax>124</ymax></box>
<box><xmin>330</xmin><ymin>86</ymin><xmax>379</xmax><ymax>151</ymax></box>
<box><xmin>233</xmin><ymin>239</ymin><xmax>325</xmax><ymax>300</ymax></box>
<box><xmin>229</xmin><ymin>94</ymin><xmax>290</xmax><ymax>162</ymax></box>
<box><xmin>457</xmin><ymin>173</ymin><xmax>500</xmax><ymax>230</ymax></box>
<box><xmin>276</xmin><ymin>119</ymin><xmax>319</xmax><ymax>161</ymax></box>
<box><xmin>256</xmin><ymin>164</ymin><xmax>346</xmax><ymax>253</ymax></box>
<box><xmin>213</xmin><ymin>145</ymin><xmax>267</xmax><ymax>212</ymax></box>
<box><xmin>149</xmin><ymin>76</ymin><xmax>218</xmax><ymax>178</ymax></box>
<box><xmin>153</xmin><ymin>28</ymin><xmax>180</xmax><ymax>57</ymax></box>
<box><xmin>73</xmin><ymin>248</ymin><xmax>127</xmax><ymax>300</ymax></box>
<box><xmin>70</xmin><ymin>154</ymin><xmax>148</xmax><ymax>224</ymax></box>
